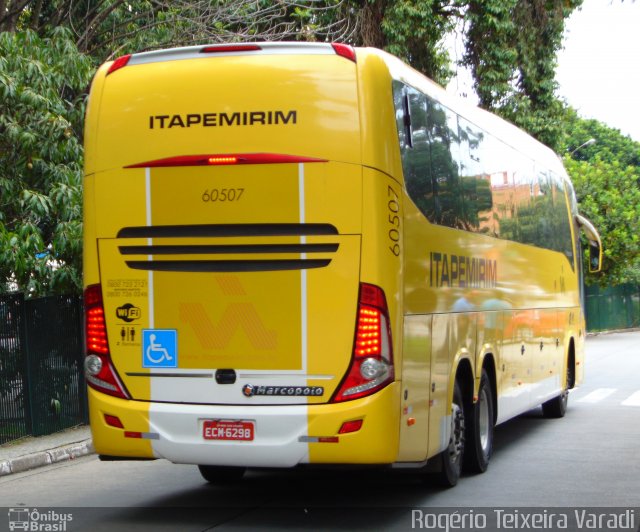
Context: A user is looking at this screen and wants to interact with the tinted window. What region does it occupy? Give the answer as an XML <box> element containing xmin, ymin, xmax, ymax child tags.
<box><xmin>392</xmin><ymin>80</ymin><xmax>573</xmax><ymax>266</ymax></box>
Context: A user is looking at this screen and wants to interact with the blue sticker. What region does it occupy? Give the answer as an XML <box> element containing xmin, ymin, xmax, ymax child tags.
<box><xmin>142</xmin><ymin>329</ymin><xmax>177</xmax><ymax>368</ymax></box>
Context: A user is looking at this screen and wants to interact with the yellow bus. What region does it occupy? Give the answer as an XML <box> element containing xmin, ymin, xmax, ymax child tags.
<box><xmin>83</xmin><ymin>42</ymin><xmax>602</xmax><ymax>486</ymax></box>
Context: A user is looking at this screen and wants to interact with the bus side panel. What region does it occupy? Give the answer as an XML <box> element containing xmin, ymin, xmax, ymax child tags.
<box><xmin>428</xmin><ymin>314</ymin><xmax>454</xmax><ymax>458</ymax></box>
<box><xmin>530</xmin><ymin>308</ymin><xmax>562</xmax><ymax>407</ymax></box>
<box><xmin>82</xmin><ymin>176</ymin><xmax>99</xmax><ymax>286</ymax></box>
<box><xmin>360</xmin><ymin>168</ymin><xmax>404</xmax><ymax>353</ymax></box>
<box><xmin>83</xmin><ymin>63</ymin><xmax>109</xmax><ymax>177</ymax></box>
<box><xmin>570</xmin><ymin>308</ymin><xmax>586</xmax><ymax>386</ymax></box>
<box><xmin>425</xmin><ymin>313</ymin><xmax>477</xmax><ymax>460</ymax></box>
<box><xmin>498</xmin><ymin>310</ymin><xmax>533</xmax><ymax>422</ymax></box>
<box><xmin>356</xmin><ymin>51</ymin><xmax>403</xmax><ymax>180</ymax></box>
<box><xmin>397</xmin><ymin>315</ymin><xmax>431</xmax><ymax>461</ymax></box>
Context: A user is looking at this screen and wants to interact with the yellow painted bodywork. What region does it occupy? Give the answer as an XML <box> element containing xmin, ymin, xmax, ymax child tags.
<box><xmin>88</xmin><ymin>387</ymin><xmax>154</xmax><ymax>458</ymax></box>
<box><xmin>84</xmin><ymin>45</ymin><xmax>586</xmax><ymax>467</ymax></box>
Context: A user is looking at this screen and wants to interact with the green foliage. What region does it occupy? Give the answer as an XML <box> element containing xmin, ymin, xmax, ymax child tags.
<box><xmin>464</xmin><ymin>0</ymin><xmax>518</xmax><ymax>107</ymax></box>
<box><xmin>561</xmin><ymin>111</ymin><xmax>640</xmax><ymax>286</ymax></box>
<box><xmin>560</xmin><ymin>107</ymin><xmax>640</xmax><ymax>167</ymax></box>
<box><xmin>463</xmin><ymin>0</ymin><xmax>583</xmax><ymax>151</ymax></box>
<box><xmin>565</xmin><ymin>155</ymin><xmax>640</xmax><ymax>286</ymax></box>
<box><xmin>381</xmin><ymin>0</ymin><xmax>457</xmax><ymax>85</ymax></box>
<box><xmin>0</xmin><ymin>28</ymin><xmax>93</xmax><ymax>295</ymax></box>
<box><xmin>0</xmin><ymin>1</ymin><xmax>633</xmax><ymax>295</ymax></box>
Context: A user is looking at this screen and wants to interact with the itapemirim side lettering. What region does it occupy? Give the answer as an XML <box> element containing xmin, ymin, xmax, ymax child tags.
<box><xmin>148</xmin><ymin>110</ymin><xmax>297</xmax><ymax>129</ymax></box>
<box><xmin>429</xmin><ymin>251</ymin><xmax>498</xmax><ymax>288</ymax></box>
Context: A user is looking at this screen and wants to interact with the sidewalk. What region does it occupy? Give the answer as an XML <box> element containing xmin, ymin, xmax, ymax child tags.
<box><xmin>0</xmin><ymin>425</ymin><xmax>94</xmax><ymax>477</ymax></box>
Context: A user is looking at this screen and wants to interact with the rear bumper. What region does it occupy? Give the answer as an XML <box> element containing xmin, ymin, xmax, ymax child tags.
<box><xmin>89</xmin><ymin>383</ymin><xmax>400</xmax><ymax>467</ymax></box>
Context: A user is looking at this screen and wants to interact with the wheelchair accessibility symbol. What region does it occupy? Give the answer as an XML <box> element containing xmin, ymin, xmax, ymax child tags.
<box><xmin>142</xmin><ymin>329</ymin><xmax>177</xmax><ymax>368</ymax></box>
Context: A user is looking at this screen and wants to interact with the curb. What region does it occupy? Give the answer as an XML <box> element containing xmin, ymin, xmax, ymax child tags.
<box><xmin>0</xmin><ymin>440</ymin><xmax>94</xmax><ymax>477</ymax></box>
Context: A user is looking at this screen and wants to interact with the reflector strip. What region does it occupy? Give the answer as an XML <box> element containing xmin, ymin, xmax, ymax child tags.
<box><xmin>298</xmin><ymin>436</ymin><xmax>339</xmax><ymax>443</ymax></box>
<box><xmin>125</xmin><ymin>153</ymin><xmax>327</xmax><ymax>168</ymax></box>
<box><xmin>338</xmin><ymin>419</ymin><xmax>363</xmax><ymax>434</ymax></box>
<box><xmin>124</xmin><ymin>432</ymin><xmax>160</xmax><ymax>440</ymax></box>
<box><xmin>104</xmin><ymin>414</ymin><xmax>124</xmax><ymax>429</ymax></box>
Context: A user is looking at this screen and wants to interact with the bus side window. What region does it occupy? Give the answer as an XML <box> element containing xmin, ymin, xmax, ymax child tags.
<box><xmin>551</xmin><ymin>172</ymin><xmax>575</xmax><ymax>267</ymax></box>
<box><xmin>457</xmin><ymin>117</ymin><xmax>492</xmax><ymax>233</ymax></box>
<box><xmin>392</xmin><ymin>81</ymin><xmax>438</xmax><ymax>221</ymax></box>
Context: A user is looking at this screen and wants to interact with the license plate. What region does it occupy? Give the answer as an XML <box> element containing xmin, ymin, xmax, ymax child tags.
<box><xmin>203</xmin><ymin>420</ymin><xmax>254</xmax><ymax>441</ymax></box>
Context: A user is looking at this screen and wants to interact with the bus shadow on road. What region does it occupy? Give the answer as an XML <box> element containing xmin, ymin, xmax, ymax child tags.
<box><xmin>103</xmin><ymin>467</ymin><xmax>447</xmax><ymax>529</ymax></box>
<box><xmin>492</xmin><ymin>406</ymin><xmax>547</xmax><ymax>453</ymax></box>
<box><xmin>93</xmin><ymin>407</ymin><xmax>579</xmax><ymax>530</ymax></box>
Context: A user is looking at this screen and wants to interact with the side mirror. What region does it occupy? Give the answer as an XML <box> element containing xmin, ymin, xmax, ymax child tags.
<box><xmin>575</xmin><ymin>214</ymin><xmax>603</xmax><ymax>273</ymax></box>
<box><xmin>588</xmin><ymin>242</ymin><xmax>602</xmax><ymax>273</ymax></box>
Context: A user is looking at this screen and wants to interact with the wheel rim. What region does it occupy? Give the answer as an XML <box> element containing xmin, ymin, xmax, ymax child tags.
<box><xmin>478</xmin><ymin>388</ymin><xmax>490</xmax><ymax>453</ymax></box>
<box><xmin>560</xmin><ymin>385</ymin><xmax>569</xmax><ymax>409</ymax></box>
<box><xmin>448</xmin><ymin>403</ymin><xmax>465</xmax><ymax>464</ymax></box>
<box><xmin>561</xmin><ymin>361</ymin><xmax>573</xmax><ymax>407</ymax></box>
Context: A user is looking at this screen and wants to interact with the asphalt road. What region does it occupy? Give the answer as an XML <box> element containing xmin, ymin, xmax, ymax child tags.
<box><xmin>1</xmin><ymin>330</ymin><xmax>639</xmax><ymax>531</ymax></box>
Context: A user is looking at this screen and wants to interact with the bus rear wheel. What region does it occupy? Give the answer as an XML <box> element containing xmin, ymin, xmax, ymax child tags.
<box><xmin>437</xmin><ymin>380</ymin><xmax>465</xmax><ymax>487</ymax></box>
<box><xmin>542</xmin><ymin>359</ymin><xmax>573</xmax><ymax>418</ymax></box>
<box><xmin>198</xmin><ymin>465</ymin><xmax>246</xmax><ymax>484</ymax></box>
<box><xmin>464</xmin><ymin>369</ymin><xmax>494</xmax><ymax>473</ymax></box>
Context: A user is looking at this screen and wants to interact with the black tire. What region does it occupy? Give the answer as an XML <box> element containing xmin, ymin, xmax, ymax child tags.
<box><xmin>542</xmin><ymin>357</ymin><xmax>573</xmax><ymax>418</ymax></box>
<box><xmin>542</xmin><ymin>389</ymin><xmax>568</xmax><ymax>418</ymax></box>
<box><xmin>463</xmin><ymin>369</ymin><xmax>494</xmax><ymax>473</ymax></box>
<box><xmin>198</xmin><ymin>465</ymin><xmax>246</xmax><ymax>484</ymax></box>
<box><xmin>437</xmin><ymin>380</ymin><xmax>465</xmax><ymax>488</ymax></box>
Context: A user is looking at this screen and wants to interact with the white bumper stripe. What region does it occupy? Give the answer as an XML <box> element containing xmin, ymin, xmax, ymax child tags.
<box><xmin>149</xmin><ymin>403</ymin><xmax>309</xmax><ymax>467</ymax></box>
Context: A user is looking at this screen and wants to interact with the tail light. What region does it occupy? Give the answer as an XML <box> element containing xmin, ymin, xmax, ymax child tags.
<box><xmin>124</xmin><ymin>153</ymin><xmax>327</xmax><ymax>168</ymax></box>
<box><xmin>332</xmin><ymin>283</ymin><xmax>394</xmax><ymax>402</ymax></box>
<box><xmin>331</xmin><ymin>43</ymin><xmax>356</xmax><ymax>63</ymax></box>
<box><xmin>200</xmin><ymin>44</ymin><xmax>262</xmax><ymax>54</ymax></box>
<box><xmin>106</xmin><ymin>54</ymin><xmax>131</xmax><ymax>75</ymax></box>
<box><xmin>84</xmin><ymin>284</ymin><xmax>129</xmax><ymax>399</ymax></box>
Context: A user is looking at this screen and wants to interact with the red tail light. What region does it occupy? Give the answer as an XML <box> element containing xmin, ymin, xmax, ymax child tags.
<box><xmin>331</xmin><ymin>43</ymin><xmax>356</xmax><ymax>63</ymax></box>
<box><xmin>124</xmin><ymin>153</ymin><xmax>327</xmax><ymax>168</ymax></box>
<box><xmin>332</xmin><ymin>284</ymin><xmax>394</xmax><ymax>402</ymax></box>
<box><xmin>84</xmin><ymin>284</ymin><xmax>129</xmax><ymax>399</ymax></box>
<box><xmin>107</xmin><ymin>54</ymin><xmax>131</xmax><ymax>75</ymax></box>
<box><xmin>200</xmin><ymin>44</ymin><xmax>262</xmax><ymax>54</ymax></box>
<box><xmin>85</xmin><ymin>286</ymin><xmax>108</xmax><ymax>355</ymax></box>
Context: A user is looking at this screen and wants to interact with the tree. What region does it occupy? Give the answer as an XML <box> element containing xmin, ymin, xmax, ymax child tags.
<box><xmin>0</xmin><ymin>28</ymin><xmax>93</xmax><ymax>294</ymax></box>
<box><xmin>463</xmin><ymin>0</ymin><xmax>583</xmax><ymax>151</ymax></box>
<box><xmin>0</xmin><ymin>0</ymin><xmax>359</xmax><ymax>62</ymax></box>
<box><xmin>565</xmin><ymin>156</ymin><xmax>640</xmax><ymax>285</ymax></box>
<box><xmin>0</xmin><ymin>1</ymin><xmax>609</xmax><ymax>295</ymax></box>
<box><xmin>560</xmin><ymin>106</ymin><xmax>640</xmax><ymax>168</ymax></box>
<box><xmin>561</xmin><ymin>111</ymin><xmax>640</xmax><ymax>286</ymax></box>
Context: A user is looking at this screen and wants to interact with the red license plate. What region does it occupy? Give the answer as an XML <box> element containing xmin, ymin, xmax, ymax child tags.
<box><xmin>203</xmin><ymin>420</ymin><xmax>254</xmax><ymax>441</ymax></box>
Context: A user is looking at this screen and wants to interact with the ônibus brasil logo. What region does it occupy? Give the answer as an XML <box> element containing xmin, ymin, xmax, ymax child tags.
<box><xmin>7</xmin><ymin>508</ymin><xmax>73</xmax><ymax>531</ymax></box>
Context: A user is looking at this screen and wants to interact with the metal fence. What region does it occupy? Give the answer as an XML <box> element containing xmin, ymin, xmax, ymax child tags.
<box><xmin>585</xmin><ymin>283</ymin><xmax>640</xmax><ymax>332</ymax></box>
<box><xmin>0</xmin><ymin>293</ymin><xmax>87</xmax><ymax>445</ymax></box>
